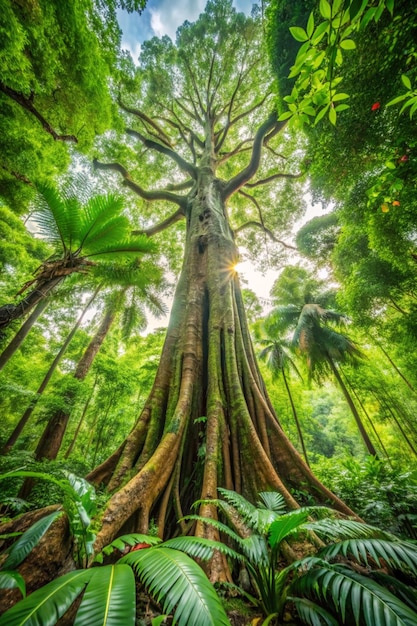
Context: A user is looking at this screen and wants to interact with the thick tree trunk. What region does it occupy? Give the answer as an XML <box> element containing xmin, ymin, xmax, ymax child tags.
<box><xmin>0</xmin><ymin>298</ymin><xmax>49</xmax><ymax>371</ymax></box>
<box><xmin>328</xmin><ymin>357</ymin><xmax>378</xmax><ymax>456</ymax></box>
<box><xmin>2</xmin><ymin>289</ymin><xmax>99</xmax><ymax>455</ymax></box>
<box><xmin>91</xmin><ymin>170</ymin><xmax>356</xmax><ymax>575</ymax></box>
<box><xmin>33</xmin><ymin>305</ymin><xmax>117</xmax><ymax>462</ymax></box>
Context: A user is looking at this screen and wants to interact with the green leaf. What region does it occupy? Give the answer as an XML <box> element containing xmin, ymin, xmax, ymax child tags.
<box><xmin>332</xmin><ymin>92</ymin><xmax>349</xmax><ymax>102</ymax></box>
<box><xmin>0</xmin><ymin>570</ymin><xmax>92</xmax><ymax>626</ymax></box>
<box><xmin>319</xmin><ymin>0</ymin><xmax>332</xmax><ymax>20</ymax></box>
<box><xmin>289</xmin><ymin>26</ymin><xmax>309</xmax><ymax>42</ymax></box>
<box><xmin>329</xmin><ymin>106</ymin><xmax>337</xmax><ymax>125</ymax></box>
<box><xmin>306</xmin><ymin>12</ymin><xmax>315</xmax><ymax>39</ymax></box>
<box><xmin>162</xmin><ymin>536</ymin><xmax>242</xmax><ymax>563</ymax></box>
<box><xmin>340</xmin><ymin>39</ymin><xmax>356</xmax><ymax>50</ymax></box>
<box><xmin>121</xmin><ymin>547</ymin><xmax>230</xmax><ymax>626</ymax></box>
<box><xmin>401</xmin><ymin>74</ymin><xmax>412</xmax><ymax>90</ymax></box>
<box><xmin>2</xmin><ymin>511</ymin><xmax>63</xmax><ymax>570</ymax></box>
<box><xmin>311</xmin><ymin>21</ymin><xmax>330</xmax><ymax>45</ymax></box>
<box><xmin>386</xmin><ymin>94</ymin><xmax>408</xmax><ymax>107</ymax></box>
<box><xmin>74</xmin><ymin>565</ymin><xmax>136</xmax><ymax>626</ymax></box>
<box><xmin>349</xmin><ymin>0</ymin><xmax>367</xmax><ymax>21</ymax></box>
<box><xmin>101</xmin><ymin>533</ymin><xmax>161</xmax><ymax>557</ymax></box>
<box><xmin>314</xmin><ymin>104</ymin><xmax>330</xmax><ymax>125</ymax></box>
<box><xmin>291</xmin><ymin>597</ymin><xmax>339</xmax><ymax>625</ymax></box>
<box><xmin>0</xmin><ymin>571</ymin><xmax>26</xmax><ymax>597</ymax></box>
<box><xmin>268</xmin><ymin>510</ymin><xmax>309</xmax><ymax>548</ymax></box>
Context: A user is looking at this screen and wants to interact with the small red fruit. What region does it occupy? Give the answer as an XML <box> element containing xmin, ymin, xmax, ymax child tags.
<box><xmin>371</xmin><ymin>102</ymin><xmax>381</xmax><ymax>111</ymax></box>
<box><xmin>399</xmin><ymin>155</ymin><xmax>409</xmax><ymax>162</ymax></box>
<box><xmin>392</xmin><ymin>200</ymin><xmax>400</xmax><ymax>206</ymax></box>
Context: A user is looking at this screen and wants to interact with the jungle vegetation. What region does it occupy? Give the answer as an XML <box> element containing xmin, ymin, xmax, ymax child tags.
<box><xmin>1</xmin><ymin>0</ymin><xmax>417</xmax><ymax>624</ymax></box>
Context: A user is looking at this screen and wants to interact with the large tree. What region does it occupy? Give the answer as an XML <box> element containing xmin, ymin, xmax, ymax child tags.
<box><xmin>83</xmin><ymin>1</ymin><xmax>355</xmax><ymax>579</ymax></box>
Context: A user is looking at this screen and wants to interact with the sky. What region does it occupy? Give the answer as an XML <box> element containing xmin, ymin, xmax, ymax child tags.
<box><xmin>118</xmin><ymin>0</ymin><xmax>256</xmax><ymax>62</ymax></box>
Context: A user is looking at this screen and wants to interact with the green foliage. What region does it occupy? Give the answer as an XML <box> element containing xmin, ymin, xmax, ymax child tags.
<box><xmin>188</xmin><ymin>488</ymin><xmax>417</xmax><ymax>625</ymax></box>
<box><xmin>312</xmin><ymin>456</ymin><xmax>417</xmax><ymax>536</ymax></box>
<box><xmin>0</xmin><ymin>532</ymin><xmax>230</xmax><ymax>626</ymax></box>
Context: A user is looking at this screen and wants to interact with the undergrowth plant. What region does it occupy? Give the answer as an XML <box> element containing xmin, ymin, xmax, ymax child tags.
<box><xmin>183</xmin><ymin>488</ymin><xmax>417</xmax><ymax>626</ymax></box>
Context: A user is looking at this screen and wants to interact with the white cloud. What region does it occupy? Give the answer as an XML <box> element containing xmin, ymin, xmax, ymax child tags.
<box><xmin>149</xmin><ymin>0</ymin><xmax>208</xmax><ymax>41</ymax></box>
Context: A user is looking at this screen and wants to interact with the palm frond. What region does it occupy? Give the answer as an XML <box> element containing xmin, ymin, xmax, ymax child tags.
<box><xmin>291</xmin><ymin>560</ymin><xmax>417</xmax><ymax>626</ymax></box>
<box><xmin>257</xmin><ymin>491</ymin><xmax>287</xmax><ymax>515</ymax></box>
<box><xmin>100</xmin><ymin>533</ymin><xmax>161</xmax><ymax>558</ymax></box>
<box><xmin>34</xmin><ymin>185</ymin><xmax>81</xmax><ymax>252</ymax></box>
<box><xmin>371</xmin><ymin>572</ymin><xmax>417</xmax><ymax>612</ymax></box>
<box><xmin>218</xmin><ymin>488</ymin><xmax>275</xmax><ymax>533</ymax></box>
<box><xmin>320</xmin><ymin>538</ymin><xmax>417</xmax><ymax>576</ymax></box>
<box><xmin>73</xmin><ymin>564</ymin><xmax>136</xmax><ymax>626</ymax></box>
<box><xmin>84</xmin><ymin>237</ymin><xmax>157</xmax><ymax>260</ymax></box>
<box><xmin>290</xmin><ymin>597</ymin><xmax>339</xmax><ymax>626</ymax></box>
<box><xmin>180</xmin><ymin>514</ymin><xmax>244</xmax><ymax>546</ymax></box>
<box><xmin>0</xmin><ymin>571</ymin><xmax>26</xmax><ymax>597</ymax></box>
<box><xmin>268</xmin><ymin>510</ymin><xmax>310</xmax><ymax>549</ymax></box>
<box><xmin>162</xmin><ymin>536</ymin><xmax>243</xmax><ymax>562</ymax></box>
<box><xmin>78</xmin><ymin>194</ymin><xmax>125</xmax><ymax>250</ymax></box>
<box><xmin>120</xmin><ymin>547</ymin><xmax>230</xmax><ymax>626</ymax></box>
<box><xmin>0</xmin><ymin>570</ymin><xmax>92</xmax><ymax>626</ymax></box>
<box><xmin>304</xmin><ymin>519</ymin><xmax>391</xmax><ymax>542</ymax></box>
<box><xmin>2</xmin><ymin>510</ymin><xmax>63</xmax><ymax>570</ymax></box>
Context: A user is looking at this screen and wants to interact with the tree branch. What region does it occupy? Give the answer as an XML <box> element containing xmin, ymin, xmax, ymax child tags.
<box><xmin>0</xmin><ymin>83</ymin><xmax>78</xmax><ymax>143</ymax></box>
<box><xmin>244</xmin><ymin>171</ymin><xmax>303</xmax><ymax>188</ymax></box>
<box><xmin>222</xmin><ymin>113</ymin><xmax>285</xmax><ymax>200</ymax></box>
<box><xmin>126</xmin><ymin>129</ymin><xmax>197</xmax><ymax>178</ymax></box>
<box><xmin>118</xmin><ymin>97</ymin><xmax>173</xmax><ymax>147</ymax></box>
<box><xmin>234</xmin><ymin>220</ymin><xmax>297</xmax><ymax>250</ymax></box>
<box><xmin>93</xmin><ymin>159</ymin><xmax>186</xmax><ymax>208</ymax></box>
<box><xmin>132</xmin><ymin>207</ymin><xmax>185</xmax><ymax>237</ymax></box>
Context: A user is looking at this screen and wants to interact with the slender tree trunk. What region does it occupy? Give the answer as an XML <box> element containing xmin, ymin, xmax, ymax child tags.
<box><xmin>281</xmin><ymin>369</ymin><xmax>309</xmax><ymax>466</ymax></box>
<box><xmin>328</xmin><ymin>357</ymin><xmax>378</xmax><ymax>456</ymax></box>
<box><xmin>0</xmin><ymin>299</ymin><xmax>49</xmax><ymax>371</ymax></box>
<box><xmin>1</xmin><ymin>289</ymin><xmax>100</xmax><ymax>454</ymax></box>
<box><xmin>0</xmin><ymin>276</ymin><xmax>63</xmax><ymax>330</ymax></box>
<box><xmin>90</xmin><ymin>167</ymin><xmax>356</xmax><ymax>574</ymax></box>
<box><xmin>375</xmin><ymin>340</ymin><xmax>416</xmax><ymax>394</ymax></box>
<box><xmin>64</xmin><ymin>375</ymin><xmax>98</xmax><ymax>459</ymax></box>
<box><xmin>374</xmin><ymin>392</ymin><xmax>417</xmax><ymax>457</ymax></box>
<box><xmin>33</xmin><ymin>304</ymin><xmax>117</xmax><ymax>462</ymax></box>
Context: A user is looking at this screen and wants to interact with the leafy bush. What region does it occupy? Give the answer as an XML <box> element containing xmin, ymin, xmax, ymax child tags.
<box><xmin>183</xmin><ymin>488</ymin><xmax>417</xmax><ymax>625</ymax></box>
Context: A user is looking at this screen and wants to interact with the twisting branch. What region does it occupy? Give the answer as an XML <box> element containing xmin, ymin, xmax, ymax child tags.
<box><xmin>217</xmin><ymin>141</ymin><xmax>252</xmax><ymax>166</ymax></box>
<box><xmin>2</xmin><ymin>166</ymin><xmax>32</xmax><ymax>185</ymax></box>
<box><xmin>126</xmin><ymin>129</ymin><xmax>197</xmax><ymax>178</ymax></box>
<box><xmin>118</xmin><ymin>97</ymin><xmax>172</xmax><ymax>147</ymax></box>
<box><xmin>93</xmin><ymin>159</ymin><xmax>187</xmax><ymax>208</ymax></box>
<box><xmin>222</xmin><ymin>113</ymin><xmax>285</xmax><ymax>200</ymax></box>
<box><xmin>244</xmin><ymin>171</ymin><xmax>303</xmax><ymax>189</ymax></box>
<box><xmin>1</xmin><ymin>83</ymin><xmax>78</xmax><ymax>143</ymax></box>
<box><xmin>132</xmin><ymin>207</ymin><xmax>185</xmax><ymax>237</ymax></box>
<box><xmin>234</xmin><ymin>220</ymin><xmax>297</xmax><ymax>250</ymax></box>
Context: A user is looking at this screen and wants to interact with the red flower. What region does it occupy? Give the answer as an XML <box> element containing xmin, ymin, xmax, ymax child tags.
<box><xmin>371</xmin><ymin>102</ymin><xmax>381</xmax><ymax>111</ymax></box>
<box><xmin>399</xmin><ymin>155</ymin><xmax>409</xmax><ymax>162</ymax></box>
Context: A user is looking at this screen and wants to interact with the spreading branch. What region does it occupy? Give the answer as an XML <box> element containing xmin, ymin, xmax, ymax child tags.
<box><xmin>244</xmin><ymin>171</ymin><xmax>303</xmax><ymax>189</ymax></box>
<box><xmin>0</xmin><ymin>83</ymin><xmax>78</xmax><ymax>143</ymax></box>
<box><xmin>222</xmin><ymin>113</ymin><xmax>285</xmax><ymax>200</ymax></box>
<box><xmin>126</xmin><ymin>129</ymin><xmax>197</xmax><ymax>178</ymax></box>
<box><xmin>93</xmin><ymin>159</ymin><xmax>187</xmax><ymax>208</ymax></box>
<box><xmin>118</xmin><ymin>97</ymin><xmax>172</xmax><ymax>147</ymax></box>
<box><xmin>132</xmin><ymin>207</ymin><xmax>185</xmax><ymax>237</ymax></box>
<box><xmin>234</xmin><ymin>220</ymin><xmax>297</xmax><ymax>250</ymax></box>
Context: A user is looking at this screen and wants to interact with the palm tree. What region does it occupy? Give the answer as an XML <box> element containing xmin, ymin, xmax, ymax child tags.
<box><xmin>258</xmin><ymin>335</ymin><xmax>309</xmax><ymax>466</ymax></box>
<box><xmin>0</xmin><ymin>183</ymin><xmax>156</xmax><ymax>330</ymax></box>
<box><xmin>279</xmin><ymin>303</ymin><xmax>378</xmax><ymax>457</ymax></box>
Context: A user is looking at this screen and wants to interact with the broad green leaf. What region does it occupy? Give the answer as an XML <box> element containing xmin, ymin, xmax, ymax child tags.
<box><xmin>0</xmin><ymin>571</ymin><xmax>26</xmax><ymax>597</ymax></box>
<box><xmin>340</xmin><ymin>39</ymin><xmax>356</xmax><ymax>50</ymax></box>
<box><xmin>162</xmin><ymin>536</ymin><xmax>242</xmax><ymax>563</ymax></box>
<box><xmin>121</xmin><ymin>547</ymin><xmax>230</xmax><ymax>626</ymax></box>
<box><xmin>319</xmin><ymin>0</ymin><xmax>332</xmax><ymax>20</ymax></box>
<box><xmin>306</xmin><ymin>13</ymin><xmax>315</xmax><ymax>39</ymax></box>
<box><xmin>329</xmin><ymin>106</ymin><xmax>337</xmax><ymax>125</ymax></box>
<box><xmin>2</xmin><ymin>511</ymin><xmax>63</xmax><ymax>571</ymax></box>
<box><xmin>291</xmin><ymin>596</ymin><xmax>339</xmax><ymax>625</ymax></box>
<box><xmin>268</xmin><ymin>510</ymin><xmax>309</xmax><ymax>548</ymax></box>
<box><xmin>0</xmin><ymin>570</ymin><xmax>92</xmax><ymax>626</ymax></box>
<box><xmin>311</xmin><ymin>20</ymin><xmax>330</xmax><ymax>45</ymax></box>
<box><xmin>101</xmin><ymin>533</ymin><xmax>161</xmax><ymax>557</ymax></box>
<box><xmin>332</xmin><ymin>92</ymin><xmax>349</xmax><ymax>101</ymax></box>
<box><xmin>289</xmin><ymin>26</ymin><xmax>309</xmax><ymax>42</ymax></box>
<box><xmin>401</xmin><ymin>74</ymin><xmax>412</xmax><ymax>90</ymax></box>
<box><xmin>74</xmin><ymin>565</ymin><xmax>136</xmax><ymax>626</ymax></box>
<box><xmin>386</xmin><ymin>94</ymin><xmax>407</xmax><ymax>107</ymax></box>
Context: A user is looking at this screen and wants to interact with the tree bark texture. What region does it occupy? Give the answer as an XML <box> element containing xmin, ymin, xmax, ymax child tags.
<box><xmin>91</xmin><ymin>169</ymin><xmax>356</xmax><ymax>567</ymax></box>
<box><xmin>0</xmin><ymin>298</ymin><xmax>49</xmax><ymax>371</ymax></box>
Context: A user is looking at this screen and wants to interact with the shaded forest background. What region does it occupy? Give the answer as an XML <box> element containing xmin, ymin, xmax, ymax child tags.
<box><xmin>0</xmin><ymin>0</ymin><xmax>417</xmax><ymax>557</ymax></box>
